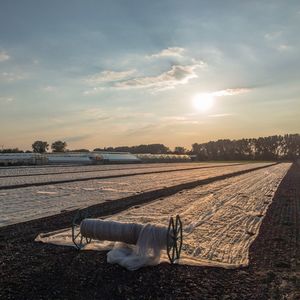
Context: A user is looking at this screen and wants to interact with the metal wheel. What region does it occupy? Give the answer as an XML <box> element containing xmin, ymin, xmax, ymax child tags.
<box><xmin>72</xmin><ymin>209</ymin><xmax>92</xmax><ymax>249</ymax></box>
<box><xmin>167</xmin><ymin>215</ymin><xmax>183</xmax><ymax>264</ymax></box>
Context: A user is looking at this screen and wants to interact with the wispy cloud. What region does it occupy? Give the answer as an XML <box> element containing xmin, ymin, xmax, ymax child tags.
<box><xmin>42</xmin><ymin>85</ymin><xmax>57</xmax><ymax>92</ymax></box>
<box><xmin>263</xmin><ymin>32</ymin><xmax>293</xmax><ymax>53</ymax></box>
<box><xmin>83</xmin><ymin>47</ymin><xmax>204</xmax><ymax>94</ymax></box>
<box><xmin>147</xmin><ymin>47</ymin><xmax>185</xmax><ymax>59</ymax></box>
<box><xmin>115</xmin><ymin>64</ymin><xmax>201</xmax><ymax>90</ymax></box>
<box><xmin>0</xmin><ymin>72</ymin><xmax>25</xmax><ymax>82</ymax></box>
<box><xmin>64</xmin><ymin>134</ymin><xmax>91</xmax><ymax>143</ymax></box>
<box><xmin>83</xmin><ymin>108</ymin><xmax>104</xmax><ymax>116</ymax></box>
<box><xmin>83</xmin><ymin>63</ymin><xmax>202</xmax><ymax>94</ymax></box>
<box><xmin>85</xmin><ymin>69</ymin><xmax>136</xmax><ymax>85</ymax></box>
<box><xmin>0</xmin><ymin>96</ymin><xmax>14</xmax><ymax>103</ymax></box>
<box><xmin>124</xmin><ymin>117</ymin><xmax>200</xmax><ymax>137</ymax></box>
<box><xmin>211</xmin><ymin>88</ymin><xmax>250</xmax><ymax>97</ymax></box>
<box><xmin>83</xmin><ymin>87</ymin><xmax>105</xmax><ymax>95</ymax></box>
<box><xmin>208</xmin><ymin>113</ymin><xmax>233</xmax><ymax>118</ymax></box>
<box><xmin>264</xmin><ymin>31</ymin><xmax>282</xmax><ymax>40</ymax></box>
<box><xmin>161</xmin><ymin>116</ymin><xmax>187</xmax><ymax>121</ymax></box>
<box><xmin>277</xmin><ymin>44</ymin><xmax>292</xmax><ymax>52</ymax></box>
<box><xmin>0</xmin><ymin>51</ymin><xmax>10</xmax><ymax>62</ymax></box>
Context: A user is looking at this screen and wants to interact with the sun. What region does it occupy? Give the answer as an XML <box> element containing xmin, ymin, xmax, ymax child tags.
<box><xmin>193</xmin><ymin>93</ymin><xmax>215</xmax><ymax>112</ymax></box>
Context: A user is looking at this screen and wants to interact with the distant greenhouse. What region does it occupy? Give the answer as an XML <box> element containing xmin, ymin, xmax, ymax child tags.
<box><xmin>46</xmin><ymin>153</ymin><xmax>94</xmax><ymax>164</ymax></box>
<box><xmin>136</xmin><ymin>153</ymin><xmax>191</xmax><ymax>163</ymax></box>
<box><xmin>46</xmin><ymin>152</ymin><xmax>190</xmax><ymax>164</ymax></box>
<box><xmin>92</xmin><ymin>152</ymin><xmax>141</xmax><ymax>164</ymax></box>
<box><xmin>46</xmin><ymin>152</ymin><xmax>141</xmax><ymax>164</ymax></box>
<box><xmin>0</xmin><ymin>153</ymin><xmax>48</xmax><ymax>166</ymax></box>
<box><xmin>0</xmin><ymin>151</ymin><xmax>192</xmax><ymax>166</ymax></box>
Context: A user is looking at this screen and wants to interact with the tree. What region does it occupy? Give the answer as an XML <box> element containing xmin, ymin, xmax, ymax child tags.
<box><xmin>0</xmin><ymin>148</ymin><xmax>23</xmax><ymax>153</ymax></box>
<box><xmin>191</xmin><ymin>134</ymin><xmax>300</xmax><ymax>161</ymax></box>
<box><xmin>69</xmin><ymin>149</ymin><xmax>90</xmax><ymax>152</ymax></box>
<box><xmin>51</xmin><ymin>140</ymin><xmax>67</xmax><ymax>152</ymax></box>
<box><xmin>174</xmin><ymin>146</ymin><xmax>186</xmax><ymax>154</ymax></box>
<box><xmin>32</xmin><ymin>141</ymin><xmax>49</xmax><ymax>153</ymax></box>
<box><xmin>93</xmin><ymin>144</ymin><xmax>170</xmax><ymax>154</ymax></box>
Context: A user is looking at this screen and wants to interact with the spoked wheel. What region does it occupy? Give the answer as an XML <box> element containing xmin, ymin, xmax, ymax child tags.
<box><xmin>72</xmin><ymin>209</ymin><xmax>92</xmax><ymax>249</ymax></box>
<box><xmin>167</xmin><ymin>215</ymin><xmax>183</xmax><ymax>264</ymax></box>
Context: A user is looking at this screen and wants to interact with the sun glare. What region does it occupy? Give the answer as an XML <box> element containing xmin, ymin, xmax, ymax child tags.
<box><xmin>193</xmin><ymin>93</ymin><xmax>215</xmax><ymax>112</ymax></box>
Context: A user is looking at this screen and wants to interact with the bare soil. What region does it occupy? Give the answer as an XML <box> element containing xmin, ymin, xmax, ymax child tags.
<box><xmin>0</xmin><ymin>163</ymin><xmax>299</xmax><ymax>299</ymax></box>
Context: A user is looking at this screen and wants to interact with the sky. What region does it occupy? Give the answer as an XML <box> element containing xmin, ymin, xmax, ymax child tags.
<box><xmin>0</xmin><ymin>0</ymin><xmax>299</xmax><ymax>150</ymax></box>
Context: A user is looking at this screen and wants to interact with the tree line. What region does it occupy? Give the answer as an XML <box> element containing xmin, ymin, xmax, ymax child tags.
<box><xmin>94</xmin><ymin>144</ymin><xmax>180</xmax><ymax>154</ymax></box>
<box><xmin>0</xmin><ymin>140</ymin><xmax>68</xmax><ymax>153</ymax></box>
<box><xmin>192</xmin><ymin>134</ymin><xmax>300</xmax><ymax>161</ymax></box>
<box><xmin>0</xmin><ymin>134</ymin><xmax>299</xmax><ymax>160</ymax></box>
<box><xmin>0</xmin><ymin>142</ymin><xmax>185</xmax><ymax>155</ymax></box>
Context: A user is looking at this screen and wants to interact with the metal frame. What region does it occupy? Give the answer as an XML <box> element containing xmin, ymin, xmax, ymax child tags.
<box><xmin>167</xmin><ymin>215</ymin><xmax>183</xmax><ymax>264</ymax></box>
<box><xmin>72</xmin><ymin>209</ymin><xmax>92</xmax><ymax>249</ymax></box>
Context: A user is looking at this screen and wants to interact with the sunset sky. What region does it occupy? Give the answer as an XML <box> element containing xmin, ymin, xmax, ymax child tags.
<box><xmin>0</xmin><ymin>1</ymin><xmax>299</xmax><ymax>150</ymax></box>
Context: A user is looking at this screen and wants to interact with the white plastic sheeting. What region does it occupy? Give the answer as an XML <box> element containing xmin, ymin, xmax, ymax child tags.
<box><xmin>80</xmin><ymin>219</ymin><xmax>168</xmax><ymax>270</ymax></box>
<box><xmin>93</xmin><ymin>152</ymin><xmax>141</xmax><ymax>163</ymax></box>
<box><xmin>36</xmin><ymin>163</ymin><xmax>291</xmax><ymax>269</ymax></box>
<box><xmin>46</xmin><ymin>152</ymin><xmax>141</xmax><ymax>164</ymax></box>
<box><xmin>136</xmin><ymin>153</ymin><xmax>190</xmax><ymax>163</ymax></box>
<box><xmin>1</xmin><ymin>163</ymin><xmax>266</xmax><ymax>227</ymax></box>
<box><xmin>46</xmin><ymin>153</ymin><xmax>94</xmax><ymax>164</ymax></box>
<box><xmin>0</xmin><ymin>153</ymin><xmax>47</xmax><ymax>165</ymax></box>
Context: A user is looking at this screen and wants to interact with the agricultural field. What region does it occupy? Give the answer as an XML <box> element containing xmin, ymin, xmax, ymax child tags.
<box><xmin>0</xmin><ymin>162</ymin><xmax>299</xmax><ymax>299</ymax></box>
<box><xmin>0</xmin><ymin>162</ymin><xmax>267</xmax><ymax>226</ymax></box>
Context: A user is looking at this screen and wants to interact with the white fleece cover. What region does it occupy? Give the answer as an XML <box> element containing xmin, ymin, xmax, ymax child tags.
<box><xmin>36</xmin><ymin>163</ymin><xmax>291</xmax><ymax>269</ymax></box>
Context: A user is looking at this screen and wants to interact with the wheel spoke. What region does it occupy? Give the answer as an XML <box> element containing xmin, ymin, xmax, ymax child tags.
<box><xmin>172</xmin><ymin>245</ymin><xmax>175</xmax><ymax>261</ymax></box>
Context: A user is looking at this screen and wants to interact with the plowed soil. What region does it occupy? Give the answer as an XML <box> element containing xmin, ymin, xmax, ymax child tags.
<box><xmin>0</xmin><ymin>163</ymin><xmax>299</xmax><ymax>299</ymax></box>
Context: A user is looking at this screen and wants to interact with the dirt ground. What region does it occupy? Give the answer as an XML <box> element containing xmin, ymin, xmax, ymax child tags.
<box><xmin>0</xmin><ymin>163</ymin><xmax>299</xmax><ymax>299</ymax></box>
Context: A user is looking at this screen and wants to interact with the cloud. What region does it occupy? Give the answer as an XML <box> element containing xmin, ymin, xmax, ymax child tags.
<box><xmin>208</xmin><ymin>113</ymin><xmax>233</xmax><ymax>118</ymax></box>
<box><xmin>83</xmin><ymin>47</ymin><xmax>205</xmax><ymax>94</ymax></box>
<box><xmin>263</xmin><ymin>32</ymin><xmax>293</xmax><ymax>52</ymax></box>
<box><xmin>81</xmin><ymin>108</ymin><xmax>113</xmax><ymax>123</ymax></box>
<box><xmin>85</xmin><ymin>69</ymin><xmax>136</xmax><ymax>85</ymax></box>
<box><xmin>64</xmin><ymin>134</ymin><xmax>91</xmax><ymax>143</ymax></box>
<box><xmin>211</xmin><ymin>88</ymin><xmax>250</xmax><ymax>97</ymax></box>
<box><xmin>124</xmin><ymin>117</ymin><xmax>200</xmax><ymax>137</ymax></box>
<box><xmin>0</xmin><ymin>96</ymin><xmax>14</xmax><ymax>103</ymax></box>
<box><xmin>264</xmin><ymin>31</ymin><xmax>282</xmax><ymax>40</ymax></box>
<box><xmin>0</xmin><ymin>51</ymin><xmax>10</xmax><ymax>62</ymax></box>
<box><xmin>42</xmin><ymin>85</ymin><xmax>57</xmax><ymax>92</ymax></box>
<box><xmin>83</xmin><ymin>87</ymin><xmax>105</xmax><ymax>95</ymax></box>
<box><xmin>115</xmin><ymin>64</ymin><xmax>201</xmax><ymax>90</ymax></box>
<box><xmin>277</xmin><ymin>44</ymin><xmax>292</xmax><ymax>52</ymax></box>
<box><xmin>83</xmin><ymin>108</ymin><xmax>104</xmax><ymax>116</ymax></box>
<box><xmin>147</xmin><ymin>47</ymin><xmax>185</xmax><ymax>59</ymax></box>
<box><xmin>0</xmin><ymin>72</ymin><xmax>25</xmax><ymax>82</ymax></box>
<box><xmin>161</xmin><ymin>116</ymin><xmax>187</xmax><ymax>121</ymax></box>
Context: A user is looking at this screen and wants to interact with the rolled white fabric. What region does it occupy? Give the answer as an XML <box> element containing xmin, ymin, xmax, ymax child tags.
<box><xmin>80</xmin><ymin>219</ymin><xmax>169</xmax><ymax>270</ymax></box>
<box><xmin>80</xmin><ymin>219</ymin><xmax>144</xmax><ymax>245</ymax></box>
